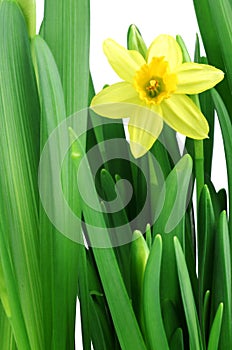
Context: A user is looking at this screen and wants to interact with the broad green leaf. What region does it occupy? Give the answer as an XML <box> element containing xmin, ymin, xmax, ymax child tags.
<box><xmin>211</xmin><ymin>211</ymin><xmax>232</xmax><ymax>349</ymax></box>
<box><xmin>15</xmin><ymin>0</ymin><xmax>36</xmax><ymax>37</ymax></box>
<box><xmin>210</xmin><ymin>88</ymin><xmax>232</xmax><ymax>236</ymax></box>
<box><xmin>71</xmin><ymin>137</ymin><xmax>147</xmax><ymax>350</ymax></box>
<box><xmin>143</xmin><ymin>235</ymin><xmax>169</xmax><ymax>350</ymax></box>
<box><xmin>100</xmin><ymin>169</ymin><xmax>132</xmax><ymax>293</ymax></box>
<box><xmin>174</xmin><ymin>237</ymin><xmax>204</xmax><ymax>350</ymax></box>
<box><xmin>33</xmin><ymin>36</ymin><xmax>85</xmax><ymax>349</ymax></box>
<box><xmin>207</xmin><ymin>303</ymin><xmax>223</xmax><ymax>350</ymax></box>
<box><xmin>0</xmin><ymin>1</ymin><xmax>42</xmax><ymax>348</ymax></box>
<box><xmin>193</xmin><ymin>0</ymin><xmax>232</xmax><ymax>118</ymax></box>
<box><xmin>43</xmin><ymin>0</ymin><xmax>90</xmax><ymax>114</ymax></box>
<box><xmin>150</xmin><ymin>128</ymin><xmax>173</xmax><ymax>179</ymax></box>
<box><xmin>153</xmin><ymin>154</ymin><xmax>193</xmax><ymax>305</ymax></box>
<box><xmin>92</xmin><ymin>246</ymin><xmax>146</xmax><ymax>350</ymax></box>
<box><xmin>39</xmin><ymin>1</ymin><xmax>92</xmax><ymax>348</ymax></box>
<box><xmin>0</xmin><ymin>305</ymin><xmax>17</xmax><ymax>350</ymax></box>
<box><xmin>198</xmin><ymin>186</ymin><xmax>215</xmax><ymax>313</ymax></box>
<box><xmin>207</xmin><ymin>0</ymin><xmax>232</xmax><ymax>92</ymax></box>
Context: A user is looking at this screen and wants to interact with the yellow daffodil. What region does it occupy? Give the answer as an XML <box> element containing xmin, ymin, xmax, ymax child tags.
<box><xmin>91</xmin><ymin>35</ymin><xmax>224</xmax><ymax>158</ymax></box>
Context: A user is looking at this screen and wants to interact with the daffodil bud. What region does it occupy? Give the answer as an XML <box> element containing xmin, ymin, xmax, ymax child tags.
<box><xmin>127</xmin><ymin>24</ymin><xmax>147</xmax><ymax>58</ymax></box>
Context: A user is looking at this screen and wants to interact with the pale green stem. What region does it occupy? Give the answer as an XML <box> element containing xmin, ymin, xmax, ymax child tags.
<box><xmin>194</xmin><ymin>140</ymin><xmax>204</xmax><ymax>204</ymax></box>
<box><xmin>192</xmin><ymin>95</ymin><xmax>205</xmax><ymax>204</ymax></box>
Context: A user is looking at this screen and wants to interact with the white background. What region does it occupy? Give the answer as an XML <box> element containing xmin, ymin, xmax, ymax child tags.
<box><xmin>36</xmin><ymin>1</ymin><xmax>227</xmax><ymax>348</ymax></box>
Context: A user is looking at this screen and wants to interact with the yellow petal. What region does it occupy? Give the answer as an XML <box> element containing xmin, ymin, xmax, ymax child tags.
<box><xmin>128</xmin><ymin>105</ymin><xmax>163</xmax><ymax>158</ymax></box>
<box><xmin>91</xmin><ymin>82</ymin><xmax>140</xmax><ymax>118</ymax></box>
<box><xmin>161</xmin><ymin>94</ymin><xmax>209</xmax><ymax>139</ymax></box>
<box><xmin>147</xmin><ymin>35</ymin><xmax>182</xmax><ymax>71</ymax></box>
<box><xmin>176</xmin><ymin>63</ymin><xmax>224</xmax><ymax>94</ymax></box>
<box><xmin>103</xmin><ymin>39</ymin><xmax>146</xmax><ymax>83</ymax></box>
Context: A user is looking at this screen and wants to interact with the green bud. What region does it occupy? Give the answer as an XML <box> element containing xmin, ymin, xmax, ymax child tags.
<box><xmin>127</xmin><ymin>24</ymin><xmax>147</xmax><ymax>58</ymax></box>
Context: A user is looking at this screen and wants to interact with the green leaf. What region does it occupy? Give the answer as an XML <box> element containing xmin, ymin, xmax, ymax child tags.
<box><xmin>0</xmin><ymin>1</ymin><xmax>42</xmax><ymax>348</ymax></box>
<box><xmin>170</xmin><ymin>328</ymin><xmax>184</xmax><ymax>350</ymax></box>
<box><xmin>71</xmin><ymin>137</ymin><xmax>147</xmax><ymax>350</ymax></box>
<box><xmin>143</xmin><ymin>235</ymin><xmax>169</xmax><ymax>350</ymax></box>
<box><xmin>0</xmin><ymin>305</ymin><xmax>17</xmax><ymax>350</ymax></box>
<box><xmin>33</xmin><ymin>35</ymin><xmax>85</xmax><ymax>349</ymax></box>
<box><xmin>211</xmin><ymin>211</ymin><xmax>232</xmax><ymax>349</ymax></box>
<box><xmin>155</xmin><ymin>155</ymin><xmax>193</xmax><ymax>234</ymax></box>
<box><xmin>203</xmin><ymin>291</ymin><xmax>211</xmax><ymax>346</ymax></box>
<box><xmin>0</xmin><ymin>259</ymin><xmax>11</xmax><ymax>318</ymax></box>
<box><xmin>193</xmin><ymin>0</ymin><xmax>232</xmax><ymax>118</ymax></box>
<box><xmin>174</xmin><ymin>237</ymin><xmax>204</xmax><ymax>350</ymax></box>
<box><xmin>130</xmin><ymin>230</ymin><xmax>149</xmax><ymax>331</ymax></box>
<box><xmin>145</xmin><ymin>224</ymin><xmax>152</xmax><ymax>250</ymax></box>
<box><xmin>93</xmin><ymin>247</ymin><xmax>147</xmax><ymax>350</ymax></box>
<box><xmin>154</xmin><ymin>154</ymin><xmax>193</xmax><ymax>305</ymax></box>
<box><xmin>176</xmin><ymin>35</ymin><xmax>191</xmax><ymax>61</ymax></box>
<box><xmin>194</xmin><ymin>35</ymin><xmax>215</xmax><ymax>179</ymax></box>
<box><xmin>207</xmin><ymin>303</ymin><xmax>223</xmax><ymax>350</ymax></box>
<box><xmin>39</xmin><ymin>1</ymin><xmax>92</xmax><ymax>347</ymax></box>
<box><xmin>210</xmin><ymin>88</ymin><xmax>232</xmax><ymax>237</ymax></box>
<box><xmin>207</xmin><ymin>0</ymin><xmax>232</xmax><ymax>93</ymax></box>
<box><xmin>161</xmin><ymin>299</ymin><xmax>180</xmax><ymax>343</ymax></box>
<box><xmin>87</xmin><ymin>254</ymin><xmax>115</xmax><ymax>350</ymax></box>
<box><xmin>89</xmin><ymin>296</ymin><xmax>110</xmax><ymax>350</ymax></box>
<box><xmin>15</xmin><ymin>0</ymin><xmax>36</xmax><ymax>37</ymax></box>
<box><xmin>198</xmin><ymin>186</ymin><xmax>215</xmax><ymax>313</ymax></box>
<box><xmin>43</xmin><ymin>0</ymin><xmax>90</xmax><ymax>114</ymax></box>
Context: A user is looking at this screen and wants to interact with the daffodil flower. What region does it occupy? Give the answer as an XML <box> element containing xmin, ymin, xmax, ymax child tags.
<box><xmin>91</xmin><ymin>35</ymin><xmax>224</xmax><ymax>158</ymax></box>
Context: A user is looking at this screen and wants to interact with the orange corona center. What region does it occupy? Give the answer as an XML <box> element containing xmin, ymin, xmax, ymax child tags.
<box><xmin>134</xmin><ymin>57</ymin><xmax>177</xmax><ymax>105</ymax></box>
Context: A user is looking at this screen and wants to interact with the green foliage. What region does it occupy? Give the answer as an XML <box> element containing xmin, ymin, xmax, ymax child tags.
<box><xmin>0</xmin><ymin>1</ymin><xmax>231</xmax><ymax>349</ymax></box>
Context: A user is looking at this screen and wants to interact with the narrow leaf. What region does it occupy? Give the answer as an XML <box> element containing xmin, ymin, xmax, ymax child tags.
<box><xmin>208</xmin><ymin>303</ymin><xmax>223</xmax><ymax>350</ymax></box>
<box><xmin>143</xmin><ymin>235</ymin><xmax>169</xmax><ymax>350</ymax></box>
<box><xmin>174</xmin><ymin>237</ymin><xmax>204</xmax><ymax>350</ymax></box>
<box><xmin>211</xmin><ymin>211</ymin><xmax>232</xmax><ymax>349</ymax></box>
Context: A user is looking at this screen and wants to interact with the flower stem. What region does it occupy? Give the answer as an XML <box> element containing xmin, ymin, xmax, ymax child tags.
<box><xmin>192</xmin><ymin>95</ymin><xmax>205</xmax><ymax>203</ymax></box>
<box><xmin>194</xmin><ymin>139</ymin><xmax>204</xmax><ymax>203</ymax></box>
<box><xmin>177</xmin><ymin>35</ymin><xmax>206</xmax><ymax>203</ymax></box>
